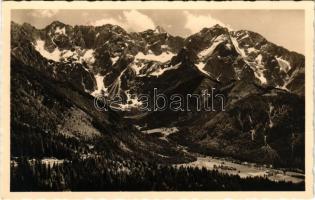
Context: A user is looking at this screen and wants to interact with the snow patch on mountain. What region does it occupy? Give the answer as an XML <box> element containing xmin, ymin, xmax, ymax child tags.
<box><xmin>118</xmin><ymin>90</ymin><xmax>143</xmax><ymax>111</ymax></box>
<box><xmin>198</xmin><ymin>35</ymin><xmax>225</xmax><ymax>60</ymax></box>
<box><xmin>130</xmin><ymin>62</ymin><xmax>145</xmax><ymax>76</ymax></box>
<box><xmin>61</xmin><ymin>50</ymin><xmax>76</xmax><ymax>59</ymax></box>
<box><xmin>55</xmin><ymin>27</ymin><xmax>66</xmax><ymax>35</ymax></box>
<box><xmin>247</xmin><ymin>47</ymin><xmax>257</xmax><ymax>54</ymax></box>
<box><xmin>34</xmin><ymin>40</ymin><xmax>62</xmax><ymax>62</ymax></box>
<box><xmin>161</xmin><ymin>44</ymin><xmax>168</xmax><ymax>49</ymax></box>
<box><xmin>255</xmin><ymin>54</ymin><xmax>263</xmax><ymax>65</ymax></box>
<box><xmin>250</xmin><ymin>129</ymin><xmax>256</xmax><ymax>141</ymax></box>
<box><xmin>268</xmin><ymin>103</ymin><xmax>274</xmax><ymax>128</ymax></box>
<box><xmin>196</xmin><ymin>62</ymin><xmax>210</xmax><ymax>76</ymax></box>
<box><xmin>81</xmin><ymin>49</ymin><xmax>95</xmax><ymax>64</ymax></box>
<box><xmin>34</xmin><ymin>40</ymin><xmax>96</xmax><ymax>65</ymax></box>
<box><xmin>135</xmin><ymin>51</ymin><xmax>174</xmax><ymax>63</ymax></box>
<box><xmin>279</xmin><ymin>67</ymin><xmax>303</xmax><ymax>91</ymax></box>
<box><xmin>226</xmin><ymin>43</ymin><xmax>232</xmax><ymax>50</ymax></box>
<box><xmin>149</xmin><ymin>62</ymin><xmax>181</xmax><ymax>77</ymax></box>
<box><xmin>91</xmin><ymin>74</ymin><xmax>107</xmax><ymax>97</ymax></box>
<box><xmin>108</xmin><ymin>68</ymin><xmax>128</xmax><ymax>97</ymax></box>
<box><xmin>230</xmin><ymin>36</ymin><xmax>247</xmax><ymax>58</ymax></box>
<box><xmin>111</xmin><ymin>56</ymin><xmax>119</xmax><ymax>64</ymax></box>
<box><xmin>254</xmin><ymin>65</ymin><xmax>267</xmax><ymax>84</ymax></box>
<box><xmin>142</xmin><ymin>127</ymin><xmax>179</xmax><ymax>139</ymax></box>
<box><xmin>239</xmin><ymin>33</ymin><xmax>249</xmax><ymax>41</ymax></box>
<box><xmin>119</xmin><ymin>141</ymin><xmax>133</xmax><ymax>153</ymax></box>
<box><xmin>276</xmin><ymin>56</ymin><xmax>291</xmax><ymax>72</ymax></box>
<box><xmin>230</xmin><ymin>37</ymin><xmax>267</xmax><ymax>84</ymax></box>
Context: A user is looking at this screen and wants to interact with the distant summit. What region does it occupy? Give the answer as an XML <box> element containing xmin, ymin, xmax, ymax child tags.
<box><xmin>154</xmin><ymin>25</ymin><xmax>167</xmax><ymax>34</ymax></box>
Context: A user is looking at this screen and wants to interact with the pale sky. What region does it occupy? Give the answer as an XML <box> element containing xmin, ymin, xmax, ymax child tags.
<box><xmin>12</xmin><ymin>9</ymin><xmax>305</xmax><ymax>54</ymax></box>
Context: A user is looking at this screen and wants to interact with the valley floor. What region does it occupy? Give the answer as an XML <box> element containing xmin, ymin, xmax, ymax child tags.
<box><xmin>175</xmin><ymin>156</ymin><xmax>304</xmax><ymax>184</ymax></box>
<box><xmin>140</xmin><ymin>127</ymin><xmax>305</xmax><ymax>184</ymax></box>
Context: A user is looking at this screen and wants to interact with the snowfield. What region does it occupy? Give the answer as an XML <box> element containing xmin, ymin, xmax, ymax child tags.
<box><xmin>33</xmin><ymin>40</ymin><xmax>96</xmax><ymax>65</ymax></box>
<box><xmin>135</xmin><ymin>51</ymin><xmax>174</xmax><ymax>63</ymax></box>
<box><xmin>34</xmin><ymin>40</ymin><xmax>62</xmax><ymax>62</ymax></box>
<box><xmin>276</xmin><ymin>56</ymin><xmax>292</xmax><ymax>72</ymax></box>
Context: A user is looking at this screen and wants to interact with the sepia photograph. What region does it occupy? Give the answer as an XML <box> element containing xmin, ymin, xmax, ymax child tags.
<box><xmin>1</xmin><ymin>1</ymin><xmax>314</xmax><ymax>199</ymax></box>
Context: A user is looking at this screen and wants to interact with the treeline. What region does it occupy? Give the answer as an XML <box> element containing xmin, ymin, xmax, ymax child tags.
<box><xmin>11</xmin><ymin>156</ymin><xmax>304</xmax><ymax>191</ymax></box>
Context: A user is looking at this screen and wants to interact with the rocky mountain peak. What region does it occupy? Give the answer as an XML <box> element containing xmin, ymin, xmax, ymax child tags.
<box><xmin>44</xmin><ymin>20</ymin><xmax>68</xmax><ymax>32</ymax></box>
<box><xmin>11</xmin><ymin>21</ymin><xmax>305</xmax><ymax>98</ymax></box>
<box><xmin>154</xmin><ymin>25</ymin><xmax>167</xmax><ymax>34</ymax></box>
<box><xmin>212</xmin><ymin>23</ymin><xmax>227</xmax><ymax>29</ymax></box>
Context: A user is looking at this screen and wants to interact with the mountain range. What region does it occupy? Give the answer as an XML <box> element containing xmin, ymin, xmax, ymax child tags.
<box><xmin>11</xmin><ymin>20</ymin><xmax>305</xmax><ymax>172</ymax></box>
